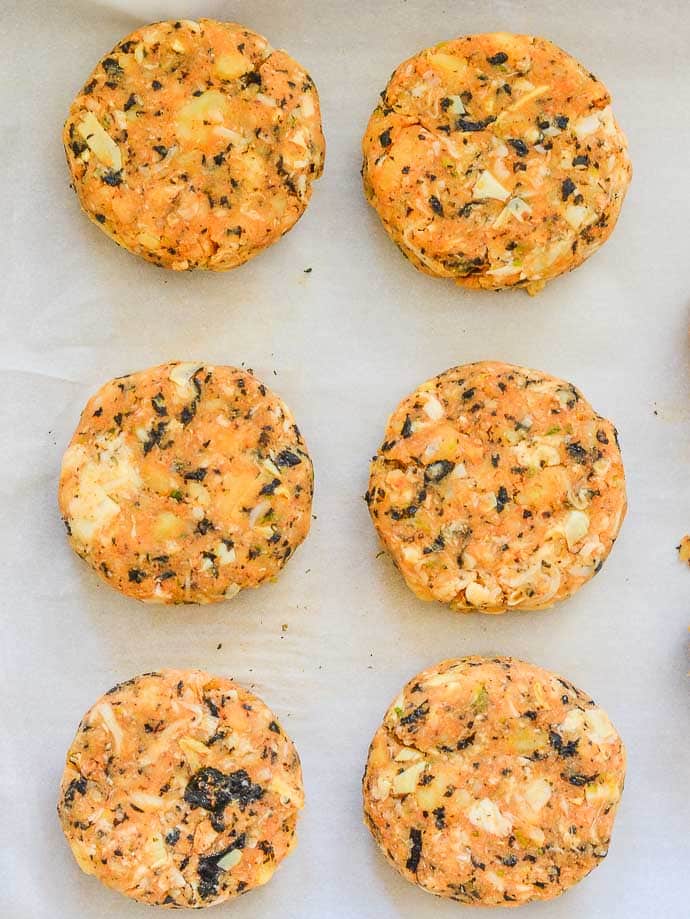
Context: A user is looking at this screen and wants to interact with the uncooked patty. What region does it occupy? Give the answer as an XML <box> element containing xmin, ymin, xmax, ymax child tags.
<box><xmin>58</xmin><ymin>670</ymin><xmax>303</xmax><ymax>907</ymax></box>
<box><xmin>64</xmin><ymin>18</ymin><xmax>325</xmax><ymax>270</ymax></box>
<box><xmin>362</xmin><ymin>32</ymin><xmax>631</xmax><ymax>292</ymax></box>
<box><xmin>58</xmin><ymin>361</ymin><xmax>313</xmax><ymax>603</ymax></box>
<box><xmin>366</xmin><ymin>361</ymin><xmax>626</xmax><ymax>612</ymax></box>
<box><xmin>363</xmin><ymin>656</ymin><xmax>626</xmax><ymax>906</ymax></box>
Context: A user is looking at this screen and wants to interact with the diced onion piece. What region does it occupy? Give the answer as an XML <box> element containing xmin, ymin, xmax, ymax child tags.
<box><xmin>169</xmin><ymin>362</ymin><xmax>203</xmax><ymax>391</ymax></box>
<box><xmin>153</xmin><ymin>512</ymin><xmax>185</xmax><ymax>540</ymax></box>
<box><xmin>249</xmin><ymin>500</ymin><xmax>270</xmax><ymax>527</ymax></box>
<box><xmin>503</xmin><ymin>83</ymin><xmax>550</xmax><ymax>114</ymax></box>
<box><xmin>564</xmin><ymin>204</ymin><xmax>593</xmax><ymax>230</ymax></box>
<box><xmin>212</xmin><ymin>127</ymin><xmax>248</xmax><ymax>147</ymax></box>
<box><xmin>486</xmin><ymin>263</ymin><xmax>520</xmax><ymax>278</ymax></box>
<box><xmin>130</xmin><ymin>792</ymin><xmax>167</xmax><ymax>811</ymax></box>
<box><xmin>94</xmin><ymin>703</ymin><xmax>123</xmax><ymax>753</ymax></box>
<box><xmin>176</xmin><ymin>91</ymin><xmax>229</xmax><ymax>142</ymax></box>
<box><xmin>513</xmin><ymin>440</ymin><xmax>561</xmax><ymax>469</ymax></box>
<box><xmin>217</xmin><ymin>542</ymin><xmax>236</xmax><ymax>565</ymax></box>
<box><xmin>485</xmin><ymin>871</ymin><xmax>505</xmax><ymax>892</ymax></box>
<box><xmin>494</xmin><ymin>196</ymin><xmax>532</xmax><ymax>228</ymax></box>
<box><xmin>178</xmin><ymin>736</ymin><xmax>210</xmax><ymax>773</ymax></box>
<box><xmin>428</xmin><ymin>52</ymin><xmax>467</xmax><ymax>77</ymax></box>
<box><xmin>423</xmin><ymin>395</ymin><xmax>444</xmax><ymax>420</ymax></box>
<box><xmin>444</xmin><ymin>94</ymin><xmax>465</xmax><ymax>114</ymax></box>
<box><xmin>585</xmin><ymin>775</ymin><xmax>621</xmax><ymax>804</ymax></box>
<box><xmin>424</xmin><ymin>670</ymin><xmax>465</xmax><ymax>687</ymax></box>
<box><xmin>473</xmin><ymin>170</ymin><xmax>510</xmax><ymax>201</ymax></box>
<box><xmin>370</xmin><ymin>776</ymin><xmax>391</xmax><ymax>801</ymax></box>
<box><xmin>300</xmin><ymin>93</ymin><xmax>314</xmax><ymax>117</ymax></box>
<box><xmin>465</xmin><ymin>581</ymin><xmax>499</xmax><ymax>607</ymax></box>
<box><xmin>268</xmin><ymin>775</ymin><xmax>298</xmax><ymax>803</ymax></box>
<box><xmin>574</xmin><ymin>112</ymin><xmax>601</xmax><ymax>139</ymax></box>
<box><xmin>467</xmin><ymin>798</ymin><xmax>513</xmax><ymax>836</ymax></box>
<box><xmin>217</xmin><ymin>849</ymin><xmax>243</xmax><ymax>871</ymax></box>
<box><xmin>524</xmin><ymin>778</ymin><xmax>551</xmax><ymax>813</ymax></box>
<box><xmin>137</xmin><ymin>232</ymin><xmax>160</xmax><ymax>251</ymax></box>
<box><xmin>584</xmin><ymin>708</ymin><xmax>617</xmax><ymax>745</ymax></box>
<box><xmin>146</xmin><ymin>834</ymin><xmax>169</xmax><ymax>869</ymax></box>
<box><xmin>392</xmin><ymin>760</ymin><xmax>426</xmax><ymax>795</ymax></box>
<box><xmin>563</xmin><ymin>510</ymin><xmax>589</xmax><ymax>550</ymax></box>
<box><xmin>77</xmin><ymin>112</ymin><xmax>122</xmax><ymax>171</ymax></box>
<box><xmin>560</xmin><ymin>708</ymin><xmax>585</xmax><ymax>733</ymax></box>
<box><xmin>214</xmin><ymin>52</ymin><xmax>251</xmax><ymax>81</ymax></box>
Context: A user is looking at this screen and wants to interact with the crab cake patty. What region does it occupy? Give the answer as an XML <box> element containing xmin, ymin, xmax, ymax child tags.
<box><xmin>363</xmin><ymin>656</ymin><xmax>626</xmax><ymax>906</ymax></box>
<box><xmin>58</xmin><ymin>361</ymin><xmax>312</xmax><ymax>604</ymax></box>
<box><xmin>366</xmin><ymin>361</ymin><xmax>626</xmax><ymax>612</ymax></box>
<box><xmin>362</xmin><ymin>33</ymin><xmax>631</xmax><ymax>292</ymax></box>
<box><xmin>64</xmin><ymin>19</ymin><xmax>324</xmax><ymax>270</ymax></box>
<box><xmin>58</xmin><ymin>670</ymin><xmax>303</xmax><ymax>908</ymax></box>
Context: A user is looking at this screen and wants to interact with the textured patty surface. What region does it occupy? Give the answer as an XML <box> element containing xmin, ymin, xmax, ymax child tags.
<box><xmin>59</xmin><ymin>361</ymin><xmax>313</xmax><ymax>604</ymax></box>
<box><xmin>65</xmin><ymin>18</ymin><xmax>324</xmax><ymax>270</ymax></box>
<box><xmin>367</xmin><ymin>361</ymin><xmax>626</xmax><ymax>612</ymax></box>
<box><xmin>58</xmin><ymin>670</ymin><xmax>303</xmax><ymax>907</ymax></box>
<box><xmin>363</xmin><ymin>657</ymin><xmax>625</xmax><ymax>906</ymax></box>
<box><xmin>362</xmin><ymin>32</ymin><xmax>631</xmax><ymax>292</ymax></box>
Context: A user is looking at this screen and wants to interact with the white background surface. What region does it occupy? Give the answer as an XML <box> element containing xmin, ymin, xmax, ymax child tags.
<box><xmin>1</xmin><ymin>1</ymin><xmax>689</xmax><ymax>917</ymax></box>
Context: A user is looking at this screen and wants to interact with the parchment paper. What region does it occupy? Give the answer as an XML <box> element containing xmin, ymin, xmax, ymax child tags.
<box><xmin>2</xmin><ymin>1</ymin><xmax>689</xmax><ymax>917</ymax></box>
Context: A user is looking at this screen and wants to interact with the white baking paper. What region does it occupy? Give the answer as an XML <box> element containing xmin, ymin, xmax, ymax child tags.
<box><xmin>1</xmin><ymin>1</ymin><xmax>689</xmax><ymax>917</ymax></box>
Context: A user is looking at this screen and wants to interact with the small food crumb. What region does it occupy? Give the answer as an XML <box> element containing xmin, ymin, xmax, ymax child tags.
<box><xmin>217</xmin><ymin>643</ymin><xmax>222</xmax><ymax>650</ymax></box>
<box><xmin>677</xmin><ymin>535</ymin><xmax>690</xmax><ymax>565</ymax></box>
<box><xmin>304</xmin><ymin>267</ymin><xmax>312</xmax><ymax>273</ymax></box>
<box><xmin>281</xmin><ymin>623</ymin><xmax>288</xmax><ymax>632</ymax></box>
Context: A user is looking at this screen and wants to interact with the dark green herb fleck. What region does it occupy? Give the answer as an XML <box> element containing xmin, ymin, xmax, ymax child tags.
<box><xmin>507</xmin><ymin>138</ymin><xmax>528</xmax><ymax>156</ymax></box>
<box><xmin>561</xmin><ymin>178</ymin><xmax>576</xmax><ymax>200</ymax></box>
<box><xmin>425</xmin><ymin>460</ymin><xmax>454</xmax><ymax>483</ymax></box>
<box><xmin>429</xmin><ymin>195</ymin><xmax>444</xmax><ymax>216</ymax></box>
<box><xmin>275</xmin><ymin>449</ymin><xmax>301</xmax><ymax>467</ymax></box>
<box><xmin>406</xmin><ymin>828</ymin><xmax>423</xmax><ymax>872</ymax></box>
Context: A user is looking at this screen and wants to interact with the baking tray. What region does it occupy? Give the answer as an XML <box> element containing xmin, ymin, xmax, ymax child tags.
<box><xmin>2</xmin><ymin>1</ymin><xmax>689</xmax><ymax>917</ymax></box>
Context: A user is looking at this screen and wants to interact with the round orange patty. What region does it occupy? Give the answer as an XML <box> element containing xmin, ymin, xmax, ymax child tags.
<box><xmin>58</xmin><ymin>361</ymin><xmax>313</xmax><ymax>604</ymax></box>
<box><xmin>362</xmin><ymin>33</ymin><xmax>631</xmax><ymax>292</ymax></box>
<box><xmin>58</xmin><ymin>670</ymin><xmax>304</xmax><ymax>908</ymax></box>
<box><xmin>366</xmin><ymin>361</ymin><xmax>626</xmax><ymax>612</ymax></box>
<box><xmin>363</xmin><ymin>656</ymin><xmax>626</xmax><ymax>906</ymax></box>
<box><xmin>64</xmin><ymin>19</ymin><xmax>325</xmax><ymax>270</ymax></box>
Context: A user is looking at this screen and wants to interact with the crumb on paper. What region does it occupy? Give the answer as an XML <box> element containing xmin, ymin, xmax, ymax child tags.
<box><xmin>678</xmin><ymin>535</ymin><xmax>690</xmax><ymax>565</ymax></box>
<box><xmin>281</xmin><ymin>623</ymin><xmax>288</xmax><ymax>632</ymax></box>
